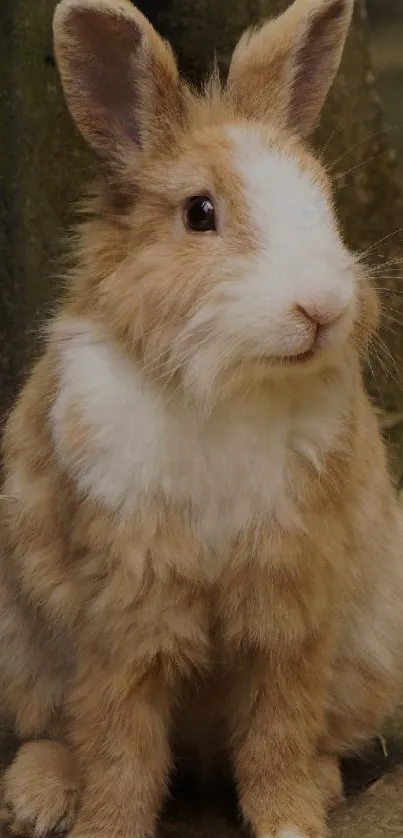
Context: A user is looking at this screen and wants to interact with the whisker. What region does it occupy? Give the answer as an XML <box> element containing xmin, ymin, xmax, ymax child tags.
<box><xmin>372</xmin><ymin>346</ymin><xmax>391</xmax><ymax>384</ymax></box>
<box><xmin>368</xmin><ymin>258</ymin><xmax>403</xmax><ymax>272</ymax></box>
<box><xmin>372</xmin><ymin>281</ymin><xmax>403</xmax><ymax>289</ymax></box>
<box><xmin>319</xmin><ymin>115</ymin><xmax>346</xmax><ymax>160</ymax></box>
<box><xmin>334</xmin><ymin>150</ymin><xmax>390</xmax><ymax>183</ymax></box>
<box><xmin>373</xmin><ymin>336</ymin><xmax>402</xmax><ymax>389</ymax></box>
<box><xmin>370</xmin><ymin>274</ymin><xmax>403</xmax><ymax>282</ymax></box>
<box><xmin>368</xmin><ymin>271</ymin><xmax>403</xmax><ymax>284</ymax></box>
<box><xmin>358</xmin><ymin>228</ymin><xmax>403</xmax><ymax>261</ymax></box>
<box><xmin>380</xmin><ymin>312</ymin><xmax>403</xmax><ymax>329</ymax></box>
<box><xmin>327</xmin><ymin>122</ymin><xmax>403</xmax><ymax>172</ymax></box>
<box><xmin>368</xmin><ymin>352</ymin><xmax>391</xmax><ymax>399</ymax></box>
<box><xmin>379</xmin><ymin>299</ymin><xmax>403</xmax><ymax>311</ymax></box>
<box><xmin>366</xmin><ymin>349</ymin><xmax>383</xmax><ymax>406</ymax></box>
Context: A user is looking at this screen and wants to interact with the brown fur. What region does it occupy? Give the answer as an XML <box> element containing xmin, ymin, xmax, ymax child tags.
<box><xmin>1</xmin><ymin>1</ymin><xmax>402</xmax><ymax>838</ymax></box>
<box><xmin>227</xmin><ymin>0</ymin><xmax>354</xmax><ymax>135</ymax></box>
<box><xmin>1</xmin><ymin>741</ymin><xmax>78</xmax><ymax>835</ymax></box>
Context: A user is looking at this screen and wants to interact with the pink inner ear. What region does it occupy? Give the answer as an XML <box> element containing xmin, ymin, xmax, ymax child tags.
<box><xmin>63</xmin><ymin>8</ymin><xmax>143</xmax><ymax>149</ymax></box>
<box><xmin>289</xmin><ymin>0</ymin><xmax>347</xmax><ymax>132</ymax></box>
<box><xmin>306</xmin><ymin>0</ymin><xmax>345</xmax><ymax>43</ymax></box>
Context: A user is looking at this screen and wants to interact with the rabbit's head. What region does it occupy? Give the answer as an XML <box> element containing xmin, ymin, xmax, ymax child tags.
<box><xmin>54</xmin><ymin>0</ymin><xmax>377</xmax><ymax>406</ymax></box>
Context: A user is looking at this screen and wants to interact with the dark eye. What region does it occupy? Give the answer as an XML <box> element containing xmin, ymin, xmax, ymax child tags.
<box><xmin>183</xmin><ymin>196</ymin><xmax>216</xmax><ymax>232</ymax></box>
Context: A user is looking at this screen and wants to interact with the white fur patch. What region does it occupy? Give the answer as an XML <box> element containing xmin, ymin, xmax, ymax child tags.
<box><xmin>51</xmin><ymin>317</ymin><xmax>349</xmax><ymax>571</ymax></box>
<box><xmin>183</xmin><ymin>128</ymin><xmax>356</xmax><ymax>380</ymax></box>
<box><xmin>228</xmin><ymin>126</ymin><xmax>356</xmax><ymax>332</ymax></box>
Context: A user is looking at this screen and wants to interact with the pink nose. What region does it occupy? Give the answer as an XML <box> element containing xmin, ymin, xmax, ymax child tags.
<box><xmin>296</xmin><ymin>303</ymin><xmax>342</xmax><ymax>328</ymax></box>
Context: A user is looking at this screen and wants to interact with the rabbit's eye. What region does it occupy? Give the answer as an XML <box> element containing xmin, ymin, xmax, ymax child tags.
<box><xmin>184</xmin><ymin>196</ymin><xmax>216</xmax><ymax>232</ymax></box>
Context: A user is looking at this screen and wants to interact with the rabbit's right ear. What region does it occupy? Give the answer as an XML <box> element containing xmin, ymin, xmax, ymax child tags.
<box><xmin>53</xmin><ymin>0</ymin><xmax>186</xmax><ymax>160</ymax></box>
<box><xmin>227</xmin><ymin>0</ymin><xmax>354</xmax><ymax>137</ymax></box>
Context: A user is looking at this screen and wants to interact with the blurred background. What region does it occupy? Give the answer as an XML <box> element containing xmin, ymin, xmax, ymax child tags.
<box><xmin>368</xmin><ymin>0</ymin><xmax>403</xmax><ymax>185</ymax></box>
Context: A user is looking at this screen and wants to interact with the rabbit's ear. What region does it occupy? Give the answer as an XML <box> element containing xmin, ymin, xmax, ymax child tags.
<box><xmin>53</xmin><ymin>0</ymin><xmax>186</xmax><ymax>159</ymax></box>
<box><xmin>227</xmin><ymin>0</ymin><xmax>354</xmax><ymax>137</ymax></box>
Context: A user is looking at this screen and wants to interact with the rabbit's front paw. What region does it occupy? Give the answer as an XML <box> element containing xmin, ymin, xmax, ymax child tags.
<box><xmin>1</xmin><ymin>740</ymin><xmax>79</xmax><ymax>836</ymax></box>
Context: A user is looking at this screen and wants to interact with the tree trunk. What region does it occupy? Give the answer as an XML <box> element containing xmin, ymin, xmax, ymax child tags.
<box><xmin>1</xmin><ymin>0</ymin><xmax>403</xmax><ymax>443</ymax></box>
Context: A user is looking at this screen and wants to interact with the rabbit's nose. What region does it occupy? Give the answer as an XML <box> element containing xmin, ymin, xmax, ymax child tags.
<box><xmin>295</xmin><ymin>302</ymin><xmax>345</xmax><ymax>329</ymax></box>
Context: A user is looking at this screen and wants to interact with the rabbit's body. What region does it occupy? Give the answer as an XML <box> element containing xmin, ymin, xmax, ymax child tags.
<box><xmin>2</xmin><ymin>296</ymin><xmax>403</xmax><ymax>835</ymax></box>
<box><xmin>1</xmin><ymin>1</ymin><xmax>403</xmax><ymax>836</ymax></box>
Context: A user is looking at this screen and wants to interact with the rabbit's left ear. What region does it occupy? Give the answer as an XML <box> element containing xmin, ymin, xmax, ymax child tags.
<box><xmin>53</xmin><ymin>0</ymin><xmax>186</xmax><ymax>160</ymax></box>
<box><xmin>227</xmin><ymin>0</ymin><xmax>354</xmax><ymax>137</ymax></box>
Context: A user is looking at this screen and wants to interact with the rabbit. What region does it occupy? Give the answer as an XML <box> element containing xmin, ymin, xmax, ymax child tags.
<box><xmin>1</xmin><ymin>0</ymin><xmax>403</xmax><ymax>836</ymax></box>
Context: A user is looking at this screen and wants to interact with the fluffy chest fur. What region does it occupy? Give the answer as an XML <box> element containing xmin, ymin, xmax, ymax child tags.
<box><xmin>51</xmin><ymin>318</ymin><xmax>349</xmax><ymax>558</ymax></box>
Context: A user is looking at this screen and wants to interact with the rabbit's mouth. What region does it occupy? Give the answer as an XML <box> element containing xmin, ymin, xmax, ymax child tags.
<box><xmin>277</xmin><ymin>347</ymin><xmax>316</xmax><ymax>365</ymax></box>
<box><xmin>237</xmin><ymin>346</ymin><xmax>319</xmax><ymax>373</ymax></box>
<box><xmin>249</xmin><ymin>343</ymin><xmax>340</xmax><ymax>378</ymax></box>
<box><xmin>253</xmin><ymin>345</ymin><xmax>319</xmax><ymax>369</ymax></box>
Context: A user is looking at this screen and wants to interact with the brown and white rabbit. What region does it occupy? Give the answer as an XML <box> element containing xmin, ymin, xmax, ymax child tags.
<box><xmin>1</xmin><ymin>0</ymin><xmax>403</xmax><ymax>836</ymax></box>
